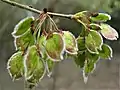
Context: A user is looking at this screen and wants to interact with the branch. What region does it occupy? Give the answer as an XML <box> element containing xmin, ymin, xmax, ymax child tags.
<box><xmin>1</xmin><ymin>0</ymin><xmax>73</xmax><ymax>19</ymax></box>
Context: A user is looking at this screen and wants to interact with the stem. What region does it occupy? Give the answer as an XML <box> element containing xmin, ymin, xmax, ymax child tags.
<box><xmin>1</xmin><ymin>0</ymin><xmax>73</xmax><ymax>19</ymax></box>
<box><xmin>48</xmin><ymin>15</ymin><xmax>59</xmax><ymax>31</ymax></box>
<box><xmin>24</xmin><ymin>80</ymin><xmax>29</xmax><ymax>90</ymax></box>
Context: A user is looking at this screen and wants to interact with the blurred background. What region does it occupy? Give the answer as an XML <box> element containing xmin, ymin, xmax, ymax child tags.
<box><xmin>0</xmin><ymin>0</ymin><xmax>120</xmax><ymax>90</ymax></box>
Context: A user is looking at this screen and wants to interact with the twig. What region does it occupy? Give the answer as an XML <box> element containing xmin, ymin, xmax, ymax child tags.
<box><xmin>1</xmin><ymin>0</ymin><xmax>73</xmax><ymax>19</ymax></box>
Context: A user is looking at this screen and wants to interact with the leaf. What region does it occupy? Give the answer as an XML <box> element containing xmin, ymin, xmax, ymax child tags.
<box><xmin>7</xmin><ymin>51</ymin><xmax>24</xmax><ymax>80</ymax></box>
<box><xmin>63</xmin><ymin>31</ymin><xmax>78</xmax><ymax>54</ymax></box>
<box><xmin>80</xmin><ymin>25</ymin><xmax>89</xmax><ymax>37</ymax></box>
<box><xmin>85</xmin><ymin>30</ymin><xmax>103</xmax><ymax>54</ymax></box>
<box><xmin>86</xmin><ymin>52</ymin><xmax>100</xmax><ymax>63</ymax></box>
<box><xmin>38</xmin><ymin>34</ymin><xmax>46</xmax><ymax>49</ymax></box>
<box><xmin>40</xmin><ymin>49</ymin><xmax>54</xmax><ymax>77</ymax></box>
<box><xmin>89</xmin><ymin>23</ymin><xmax>101</xmax><ymax>30</ymax></box>
<box><xmin>83</xmin><ymin>62</ymin><xmax>96</xmax><ymax>84</ymax></box>
<box><xmin>90</xmin><ymin>13</ymin><xmax>111</xmax><ymax>22</ymax></box>
<box><xmin>99</xmin><ymin>44</ymin><xmax>113</xmax><ymax>59</ymax></box>
<box><xmin>74</xmin><ymin>51</ymin><xmax>85</xmax><ymax>68</ymax></box>
<box><xmin>77</xmin><ymin>36</ymin><xmax>86</xmax><ymax>51</ymax></box>
<box><xmin>73</xmin><ymin>11</ymin><xmax>91</xmax><ymax>24</ymax></box>
<box><xmin>24</xmin><ymin>45</ymin><xmax>46</xmax><ymax>85</ymax></box>
<box><xmin>83</xmin><ymin>52</ymin><xmax>99</xmax><ymax>74</ymax></box>
<box><xmin>45</xmin><ymin>58</ymin><xmax>54</xmax><ymax>77</ymax></box>
<box><xmin>12</xmin><ymin>17</ymin><xmax>34</xmax><ymax>37</ymax></box>
<box><xmin>100</xmin><ymin>24</ymin><xmax>119</xmax><ymax>40</ymax></box>
<box><xmin>36</xmin><ymin>34</ymin><xmax>47</xmax><ymax>59</ymax></box>
<box><xmin>45</xmin><ymin>32</ymin><xmax>65</xmax><ymax>61</ymax></box>
<box><xmin>14</xmin><ymin>29</ymin><xmax>35</xmax><ymax>51</ymax></box>
<box><xmin>83</xmin><ymin>52</ymin><xmax>99</xmax><ymax>83</ymax></box>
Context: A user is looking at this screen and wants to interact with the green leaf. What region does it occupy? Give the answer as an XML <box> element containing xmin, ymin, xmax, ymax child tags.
<box><xmin>74</xmin><ymin>51</ymin><xmax>85</xmax><ymax>68</ymax></box>
<box><xmin>85</xmin><ymin>30</ymin><xmax>103</xmax><ymax>54</ymax></box>
<box><xmin>83</xmin><ymin>52</ymin><xmax>99</xmax><ymax>83</ymax></box>
<box><xmin>86</xmin><ymin>52</ymin><xmax>100</xmax><ymax>63</ymax></box>
<box><xmin>14</xmin><ymin>29</ymin><xmax>35</xmax><ymax>51</ymax></box>
<box><xmin>63</xmin><ymin>31</ymin><xmax>78</xmax><ymax>55</ymax></box>
<box><xmin>36</xmin><ymin>34</ymin><xmax>47</xmax><ymax>58</ymax></box>
<box><xmin>90</xmin><ymin>13</ymin><xmax>111</xmax><ymax>22</ymax></box>
<box><xmin>73</xmin><ymin>11</ymin><xmax>91</xmax><ymax>24</ymax></box>
<box><xmin>45</xmin><ymin>32</ymin><xmax>65</xmax><ymax>61</ymax></box>
<box><xmin>38</xmin><ymin>34</ymin><xmax>46</xmax><ymax>49</ymax></box>
<box><xmin>45</xmin><ymin>58</ymin><xmax>54</xmax><ymax>77</ymax></box>
<box><xmin>99</xmin><ymin>44</ymin><xmax>113</xmax><ymax>59</ymax></box>
<box><xmin>12</xmin><ymin>17</ymin><xmax>34</xmax><ymax>37</ymax></box>
<box><xmin>24</xmin><ymin>45</ymin><xmax>45</xmax><ymax>85</ymax></box>
<box><xmin>7</xmin><ymin>51</ymin><xmax>24</xmax><ymax>80</ymax></box>
<box><xmin>89</xmin><ymin>23</ymin><xmax>101</xmax><ymax>30</ymax></box>
<box><xmin>77</xmin><ymin>36</ymin><xmax>86</xmax><ymax>51</ymax></box>
<box><xmin>83</xmin><ymin>52</ymin><xmax>99</xmax><ymax>75</ymax></box>
<box><xmin>100</xmin><ymin>24</ymin><xmax>119</xmax><ymax>40</ymax></box>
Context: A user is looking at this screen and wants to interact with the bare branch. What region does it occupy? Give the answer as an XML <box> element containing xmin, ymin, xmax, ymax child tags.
<box><xmin>1</xmin><ymin>0</ymin><xmax>73</xmax><ymax>19</ymax></box>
